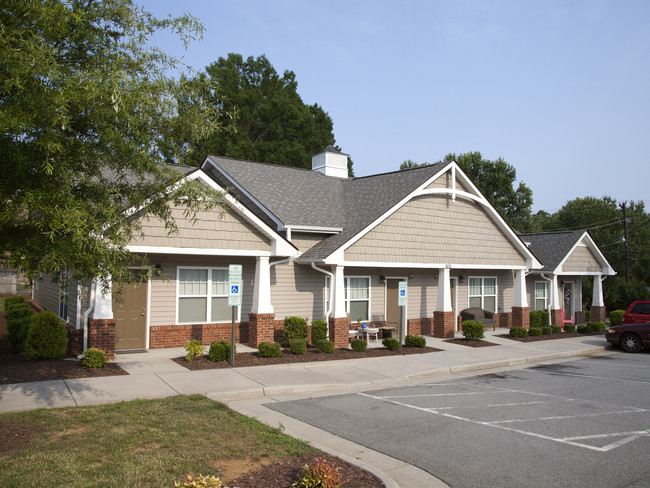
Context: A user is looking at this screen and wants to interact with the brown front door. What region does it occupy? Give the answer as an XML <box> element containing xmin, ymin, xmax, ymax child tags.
<box><xmin>386</xmin><ymin>279</ymin><xmax>403</xmax><ymax>339</ymax></box>
<box><xmin>113</xmin><ymin>270</ymin><xmax>148</xmax><ymax>350</ymax></box>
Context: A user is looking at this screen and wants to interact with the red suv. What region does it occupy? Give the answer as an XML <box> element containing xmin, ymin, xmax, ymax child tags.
<box><xmin>623</xmin><ymin>300</ymin><xmax>650</xmax><ymax>324</ymax></box>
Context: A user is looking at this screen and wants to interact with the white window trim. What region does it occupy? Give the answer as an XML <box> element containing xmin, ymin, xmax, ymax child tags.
<box><xmin>176</xmin><ymin>266</ymin><xmax>236</xmax><ymax>324</ymax></box>
<box><xmin>468</xmin><ymin>276</ymin><xmax>498</xmax><ymax>313</ymax></box>
<box><xmin>534</xmin><ymin>281</ymin><xmax>548</xmax><ymax>311</ymax></box>
<box><xmin>59</xmin><ymin>270</ymin><xmax>70</xmax><ymax>322</ymax></box>
<box><xmin>345</xmin><ymin>275</ymin><xmax>371</xmax><ymax>322</ymax></box>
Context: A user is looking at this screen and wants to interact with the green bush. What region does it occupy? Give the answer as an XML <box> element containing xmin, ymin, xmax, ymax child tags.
<box><xmin>183</xmin><ymin>340</ymin><xmax>204</xmax><ymax>361</ymax></box>
<box><xmin>293</xmin><ymin>457</ymin><xmax>344</xmax><ymax>488</ymax></box>
<box><xmin>350</xmin><ymin>338</ymin><xmax>367</xmax><ymax>352</ymax></box>
<box><xmin>290</xmin><ymin>338</ymin><xmax>307</xmax><ymax>355</ymax></box>
<box><xmin>7</xmin><ymin>316</ymin><xmax>31</xmax><ymax>349</ymax></box>
<box><xmin>564</xmin><ymin>324</ymin><xmax>576</xmax><ymax>333</ymax></box>
<box><xmin>588</xmin><ymin>321</ymin><xmax>607</xmax><ymax>332</ymax></box>
<box><xmin>311</xmin><ymin>320</ymin><xmax>328</xmax><ymax>345</ymax></box>
<box><xmin>405</xmin><ymin>335</ymin><xmax>426</xmax><ymax>348</ymax></box>
<box><xmin>551</xmin><ymin>325</ymin><xmax>562</xmax><ymax>334</ymax></box>
<box><xmin>541</xmin><ymin>326</ymin><xmax>552</xmax><ymax>335</ymax></box>
<box><xmin>584</xmin><ymin>310</ymin><xmax>591</xmax><ymax>322</ymax></box>
<box><xmin>316</xmin><ymin>340</ymin><xmax>334</xmax><ymax>354</ymax></box>
<box><xmin>4</xmin><ymin>295</ymin><xmax>27</xmax><ymax>313</ymax></box>
<box><xmin>258</xmin><ymin>341</ymin><xmax>283</xmax><ymax>358</ymax></box>
<box><xmin>529</xmin><ymin>310</ymin><xmax>549</xmax><ymax>328</ymax></box>
<box><xmin>577</xmin><ymin>325</ymin><xmax>590</xmax><ymax>333</ymax></box>
<box><xmin>82</xmin><ymin>348</ymin><xmax>108</xmax><ymax>368</ymax></box>
<box><xmin>23</xmin><ymin>312</ymin><xmax>69</xmax><ymax>360</ymax></box>
<box><xmin>382</xmin><ymin>337</ymin><xmax>399</xmax><ymax>351</ymax></box>
<box><xmin>608</xmin><ymin>310</ymin><xmax>624</xmax><ymax>326</ymax></box>
<box><xmin>528</xmin><ymin>327</ymin><xmax>542</xmax><ymax>336</ymax></box>
<box><xmin>462</xmin><ymin>320</ymin><xmax>485</xmax><ymax>340</ymax></box>
<box><xmin>208</xmin><ymin>341</ymin><xmax>234</xmax><ymax>362</ymax></box>
<box><xmin>175</xmin><ymin>474</ymin><xmax>228</xmax><ymax>487</ymax></box>
<box><xmin>509</xmin><ymin>326</ymin><xmax>528</xmax><ymax>338</ymax></box>
<box><xmin>6</xmin><ymin>302</ymin><xmax>32</xmax><ymax>321</ymax></box>
<box><xmin>283</xmin><ymin>316</ymin><xmax>308</xmax><ymax>343</ymax></box>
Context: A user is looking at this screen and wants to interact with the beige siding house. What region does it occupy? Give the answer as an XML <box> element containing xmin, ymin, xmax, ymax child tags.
<box><xmin>32</xmin><ymin>147</ymin><xmax>615</xmax><ymax>357</ymax></box>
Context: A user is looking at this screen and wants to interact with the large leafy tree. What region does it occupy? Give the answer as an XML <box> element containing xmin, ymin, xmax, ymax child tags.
<box><xmin>400</xmin><ymin>152</ymin><xmax>533</xmax><ymax>229</ymax></box>
<box><xmin>0</xmin><ymin>0</ymin><xmax>225</xmax><ymax>288</ymax></box>
<box><xmin>180</xmin><ymin>53</ymin><xmax>352</xmax><ymax>173</ymax></box>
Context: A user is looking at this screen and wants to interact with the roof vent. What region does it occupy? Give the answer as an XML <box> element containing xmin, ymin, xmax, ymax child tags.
<box><xmin>311</xmin><ymin>146</ymin><xmax>349</xmax><ymax>178</ymax></box>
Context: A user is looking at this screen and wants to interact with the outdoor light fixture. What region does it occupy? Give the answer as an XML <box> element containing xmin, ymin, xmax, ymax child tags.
<box><xmin>380</xmin><ymin>275</ymin><xmax>386</xmax><ymax>283</ymax></box>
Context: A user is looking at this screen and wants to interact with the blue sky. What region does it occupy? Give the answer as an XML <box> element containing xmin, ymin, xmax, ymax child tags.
<box><xmin>137</xmin><ymin>0</ymin><xmax>649</xmax><ymax>213</ymax></box>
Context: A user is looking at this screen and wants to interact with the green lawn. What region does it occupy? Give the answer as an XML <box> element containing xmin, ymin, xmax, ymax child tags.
<box><xmin>0</xmin><ymin>395</ymin><xmax>316</xmax><ymax>487</ymax></box>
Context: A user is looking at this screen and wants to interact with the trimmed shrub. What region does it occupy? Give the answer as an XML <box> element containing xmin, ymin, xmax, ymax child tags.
<box><xmin>23</xmin><ymin>312</ymin><xmax>68</xmax><ymax>360</ymax></box>
<box><xmin>350</xmin><ymin>338</ymin><xmax>367</xmax><ymax>352</ymax></box>
<box><xmin>311</xmin><ymin>320</ymin><xmax>328</xmax><ymax>345</ymax></box>
<box><xmin>462</xmin><ymin>320</ymin><xmax>485</xmax><ymax>340</ymax></box>
<box><xmin>4</xmin><ymin>295</ymin><xmax>27</xmax><ymax>313</ymax></box>
<box><xmin>528</xmin><ymin>327</ymin><xmax>543</xmax><ymax>336</ymax></box>
<box><xmin>258</xmin><ymin>341</ymin><xmax>283</xmax><ymax>358</ymax></box>
<box><xmin>577</xmin><ymin>324</ymin><xmax>590</xmax><ymax>333</ymax></box>
<box><xmin>7</xmin><ymin>316</ymin><xmax>31</xmax><ymax>349</ymax></box>
<box><xmin>316</xmin><ymin>340</ymin><xmax>335</xmax><ymax>354</ymax></box>
<box><xmin>405</xmin><ymin>335</ymin><xmax>426</xmax><ymax>348</ymax></box>
<box><xmin>564</xmin><ymin>324</ymin><xmax>576</xmax><ymax>333</ymax></box>
<box><xmin>283</xmin><ymin>316</ymin><xmax>308</xmax><ymax>343</ymax></box>
<box><xmin>208</xmin><ymin>341</ymin><xmax>234</xmax><ymax>362</ymax></box>
<box><xmin>541</xmin><ymin>326</ymin><xmax>552</xmax><ymax>335</ymax></box>
<box><xmin>609</xmin><ymin>310</ymin><xmax>624</xmax><ymax>326</ymax></box>
<box><xmin>588</xmin><ymin>321</ymin><xmax>607</xmax><ymax>332</ymax></box>
<box><xmin>293</xmin><ymin>457</ymin><xmax>344</xmax><ymax>488</ymax></box>
<box><xmin>82</xmin><ymin>348</ymin><xmax>108</xmax><ymax>368</ymax></box>
<box><xmin>6</xmin><ymin>302</ymin><xmax>32</xmax><ymax>321</ymax></box>
<box><xmin>183</xmin><ymin>340</ymin><xmax>204</xmax><ymax>361</ymax></box>
<box><xmin>290</xmin><ymin>338</ymin><xmax>307</xmax><ymax>355</ymax></box>
<box><xmin>551</xmin><ymin>325</ymin><xmax>562</xmax><ymax>334</ymax></box>
<box><xmin>175</xmin><ymin>474</ymin><xmax>228</xmax><ymax>487</ymax></box>
<box><xmin>509</xmin><ymin>326</ymin><xmax>528</xmax><ymax>338</ymax></box>
<box><xmin>382</xmin><ymin>337</ymin><xmax>399</xmax><ymax>351</ymax></box>
<box><xmin>529</xmin><ymin>310</ymin><xmax>549</xmax><ymax>328</ymax></box>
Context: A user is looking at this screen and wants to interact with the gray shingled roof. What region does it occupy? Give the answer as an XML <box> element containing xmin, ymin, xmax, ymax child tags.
<box><xmin>204</xmin><ymin>155</ymin><xmax>449</xmax><ymax>260</ymax></box>
<box><xmin>519</xmin><ymin>231</ymin><xmax>585</xmax><ymax>271</ymax></box>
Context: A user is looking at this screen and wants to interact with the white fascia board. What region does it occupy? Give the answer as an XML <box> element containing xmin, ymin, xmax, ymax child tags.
<box><xmin>324</xmin><ymin>161</ymin><xmax>541</xmax><ymax>269</ymax></box>
<box><xmin>320</xmin><ymin>259</ymin><xmax>528</xmax><ymax>271</ymax></box>
<box><xmin>190</xmin><ymin>170</ymin><xmax>298</xmax><ymax>258</ymax></box>
<box><xmin>556</xmin><ymin>231</ymin><xmax>617</xmax><ymax>276</ymax></box>
<box><xmin>285</xmin><ymin>225</ymin><xmax>343</xmax><ymax>234</ymax></box>
<box><xmin>202</xmin><ymin>156</ymin><xmax>285</xmax><ymax>231</ymax></box>
<box><xmin>127</xmin><ymin>245</ymin><xmax>271</xmax><ymax>257</ymax></box>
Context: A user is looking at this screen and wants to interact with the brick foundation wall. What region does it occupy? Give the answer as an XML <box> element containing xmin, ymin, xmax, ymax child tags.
<box><xmin>511</xmin><ymin>307</ymin><xmax>530</xmax><ymax>329</ymax></box>
<box><xmin>329</xmin><ymin>316</ymin><xmax>350</xmax><ymax>348</ymax></box>
<box><xmin>575</xmin><ymin>311</ymin><xmax>586</xmax><ymax>324</ymax></box>
<box><xmin>550</xmin><ymin>309</ymin><xmax>563</xmax><ymax>326</ymax></box>
<box><xmin>67</xmin><ymin>326</ymin><xmax>83</xmax><ymax>356</ymax></box>
<box><xmin>590</xmin><ymin>305</ymin><xmax>606</xmax><ymax>323</ymax></box>
<box><xmin>495</xmin><ymin>313</ymin><xmax>510</xmax><ymax>328</ymax></box>
<box><xmin>407</xmin><ymin>317</ymin><xmax>434</xmax><ymax>336</ymax></box>
<box><xmin>248</xmin><ymin>313</ymin><xmax>275</xmax><ymax>347</ymax></box>
<box><xmin>433</xmin><ymin>311</ymin><xmax>455</xmax><ymax>338</ymax></box>
<box><xmin>150</xmin><ymin>322</ymin><xmax>248</xmax><ymax>349</ymax></box>
<box><xmin>88</xmin><ymin>319</ymin><xmax>115</xmax><ymax>360</ymax></box>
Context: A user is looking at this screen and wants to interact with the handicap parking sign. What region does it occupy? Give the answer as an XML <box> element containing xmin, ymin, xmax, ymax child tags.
<box><xmin>398</xmin><ymin>281</ymin><xmax>407</xmax><ymax>306</ymax></box>
<box><xmin>228</xmin><ymin>277</ymin><xmax>242</xmax><ymax>306</ymax></box>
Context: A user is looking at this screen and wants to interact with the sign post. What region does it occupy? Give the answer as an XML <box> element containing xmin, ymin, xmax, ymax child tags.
<box><xmin>228</xmin><ymin>264</ymin><xmax>243</xmax><ymax>367</ymax></box>
<box><xmin>398</xmin><ymin>281</ymin><xmax>407</xmax><ymax>355</ymax></box>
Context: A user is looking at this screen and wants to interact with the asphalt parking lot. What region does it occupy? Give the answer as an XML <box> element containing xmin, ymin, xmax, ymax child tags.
<box><xmin>270</xmin><ymin>352</ymin><xmax>650</xmax><ymax>488</ymax></box>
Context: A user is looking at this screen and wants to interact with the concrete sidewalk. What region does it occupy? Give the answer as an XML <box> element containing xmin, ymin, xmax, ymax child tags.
<box><xmin>0</xmin><ymin>331</ymin><xmax>612</xmax><ymax>487</ymax></box>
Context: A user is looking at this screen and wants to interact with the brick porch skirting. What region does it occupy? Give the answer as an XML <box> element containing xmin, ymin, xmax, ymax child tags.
<box><xmin>150</xmin><ymin>322</ymin><xmax>249</xmax><ymax>349</ymax></box>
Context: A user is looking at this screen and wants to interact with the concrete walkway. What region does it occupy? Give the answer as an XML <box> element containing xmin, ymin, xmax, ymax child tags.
<box><xmin>0</xmin><ymin>331</ymin><xmax>612</xmax><ymax>487</ymax></box>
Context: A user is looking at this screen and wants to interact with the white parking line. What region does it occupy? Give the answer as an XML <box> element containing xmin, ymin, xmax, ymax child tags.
<box><xmin>530</xmin><ymin>369</ymin><xmax>650</xmax><ymax>384</ymax></box>
<box><xmin>487</xmin><ymin>407</ymin><xmax>646</xmax><ymax>425</ymax></box>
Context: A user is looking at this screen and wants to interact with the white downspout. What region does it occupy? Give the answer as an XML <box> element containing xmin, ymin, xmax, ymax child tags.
<box><xmin>75</xmin><ymin>282</ymin><xmax>82</xmax><ymax>330</ymax></box>
<box><xmin>80</xmin><ymin>280</ymin><xmax>97</xmax><ymax>357</ymax></box>
<box><xmin>540</xmin><ymin>273</ymin><xmax>554</xmax><ymax>326</ymax></box>
<box><xmin>311</xmin><ymin>262</ymin><xmax>334</xmax><ymax>325</ymax></box>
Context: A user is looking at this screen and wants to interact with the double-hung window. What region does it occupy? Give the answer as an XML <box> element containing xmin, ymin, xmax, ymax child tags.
<box><xmin>534</xmin><ymin>282</ymin><xmax>548</xmax><ymax>311</ymax></box>
<box><xmin>345</xmin><ymin>277</ymin><xmax>370</xmax><ymax>322</ymax></box>
<box><xmin>468</xmin><ymin>277</ymin><xmax>497</xmax><ymax>313</ymax></box>
<box><xmin>177</xmin><ymin>268</ymin><xmax>230</xmax><ymax>323</ymax></box>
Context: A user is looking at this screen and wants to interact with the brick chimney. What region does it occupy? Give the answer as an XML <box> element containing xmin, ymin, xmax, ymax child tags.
<box><xmin>311</xmin><ymin>145</ymin><xmax>349</xmax><ymax>178</ymax></box>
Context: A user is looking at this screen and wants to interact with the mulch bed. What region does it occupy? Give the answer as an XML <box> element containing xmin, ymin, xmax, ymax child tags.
<box><xmin>224</xmin><ymin>453</ymin><xmax>383</xmax><ymax>488</ymax></box>
<box><xmin>444</xmin><ymin>338</ymin><xmax>499</xmax><ymax>347</ymax></box>
<box><xmin>497</xmin><ymin>331</ymin><xmax>605</xmax><ymax>342</ymax></box>
<box><xmin>174</xmin><ymin>345</ymin><xmax>442</xmax><ymax>370</ymax></box>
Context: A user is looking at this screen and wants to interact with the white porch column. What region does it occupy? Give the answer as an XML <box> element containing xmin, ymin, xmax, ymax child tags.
<box><xmin>437</xmin><ymin>268</ymin><xmax>452</xmax><ymax>312</ymax></box>
<box><xmin>93</xmin><ymin>279</ymin><xmax>113</xmax><ymax>320</ymax></box>
<box><xmin>332</xmin><ymin>265</ymin><xmax>346</xmax><ymax>318</ymax></box>
<box><xmin>514</xmin><ymin>269</ymin><xmax>529</xmax><ymax>308</ymax></box>
<box><xmin>592</xmin><ymin>274</ymin><xmax>604</xmax><ymax>307</ymax></box>
<box><xmin>251</xmin><ymin>256</ymin><xmax>274</xmax><ymax>314</ymax></box>
<box><xmin>549</xmin><ymin>275</ymin><xmax>560</xmax><ymax>310</ymax></box>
